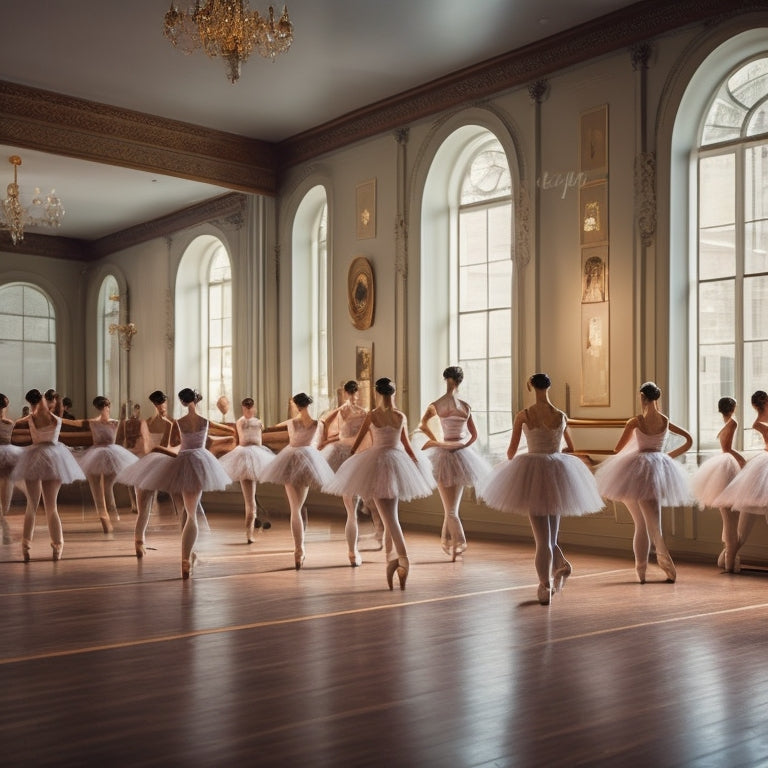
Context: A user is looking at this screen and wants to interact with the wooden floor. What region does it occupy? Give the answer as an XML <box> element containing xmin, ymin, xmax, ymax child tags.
<box><xmin>1</xmin><ymin>497</ymin><xmax>767</xmax><ymax>768</ymax></box>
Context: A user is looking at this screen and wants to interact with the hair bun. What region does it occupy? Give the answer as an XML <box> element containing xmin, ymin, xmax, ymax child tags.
<box><xmin>375</xmin><ymin>377</ymin><xmax>396</xmax><ymax>396</ymax></box>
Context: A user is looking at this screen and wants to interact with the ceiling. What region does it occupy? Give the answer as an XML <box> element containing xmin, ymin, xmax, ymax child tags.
<box><xmin>0</xmin><ymin>0</ymin><xmax>642</xmax><ymax>242</ymax></box>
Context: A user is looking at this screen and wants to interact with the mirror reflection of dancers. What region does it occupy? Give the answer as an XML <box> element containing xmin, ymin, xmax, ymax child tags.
<box><xmin>595</xmin><ymin>381</ymin><xmax>692</xmax><ymax>584</ymax></box>
<box><xmin>11</xmin><ymin>388</ymin><xmax>86</xmax><ymax>562</ymax></box>
<box><xmin>691</xmin><ymin>397</ymin><xmax>745</xmax><ymax>572</ymax></box>
<box><xmin>115</xmin><ymin>390</ymin><xmax>173</xmax><ymax>557</ymax></box>
<box><xmin>219</xmin><ymin>397</ymin><xmax>275</xmax><ymax>544</ymax></box>
<box><xmin>68</xmin><ymin>396</ymin><xmax>139</xmax><ymax>533</ymax></box>
<box><xmin>327</xmin><ymin>378</ymin><xmax>436</xmax><ymax>590</ymax></box>
<box><xmin>714</xmin><ymin>390</ymin><xmax>768</xmax><ymax>570</ymax></box>
<box><xmin>260</xmin><ymin>393</ymin><xmax>335</xmax><ymax>570</ymax></box>
<box><xmin>320</xmin><ymin>380</ymin><xmax>377</xmax><ymax>566</ymax></box>
<box><xmin>479</xmin><ymin>374</ymin><xmax>604</xmax><ymax>605</ymax></box>
<box><xmin>0</xmin><ymin>394</ymin><xmax>22</xmax><ymax>544</ymax></box>
<box><xmin>419</xmin><ymin>366</ymin><xmax>491</xmax><ymax>561</ymax></box>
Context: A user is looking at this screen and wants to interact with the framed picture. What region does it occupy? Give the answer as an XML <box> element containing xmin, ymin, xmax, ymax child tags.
<box><xmin>356</xmin><ymin>179</ymin><xmax>376</xmax><ymax>239</ymax></box>
<box><xmin>580</xmin><ymin>180</ymin><xmax>608</xmax><ymax>246</ymax></box>
<box><xmin>580</xmin><ymin>104</ymin><xmax>608</xmax><ymax>175</ymax></box>
<box><xmin>580</xmin><ymin>301</ymin><xmax>610</xmax><ymax>406</ymax></box>
<box><xmin>581</xmin><ymin>244</ymin><xmax>609</xmax><ymax>303</ymax></box>
<box><xmin>347</xmin><ymin>256</ymin><xmax>375</xmax><ymax>330</ymax></box>
<box><xmin>356</xmin><ymin>343</ymin><xmax>373</xmax><ymax>410</ymax></box>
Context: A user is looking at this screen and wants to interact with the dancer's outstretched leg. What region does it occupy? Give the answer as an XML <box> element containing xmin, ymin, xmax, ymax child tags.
<box><xmin>624</xmin><ymin>499</ymin><xmax>650</xmax><ymax>583</ymax></box>
<box><xmin>285</xmin><ymin>483</ymin><xmax>309</xmax><ymax>569</ymax></box>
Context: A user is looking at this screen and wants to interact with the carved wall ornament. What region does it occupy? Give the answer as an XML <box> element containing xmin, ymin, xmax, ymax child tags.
<box><xmin>634</xmin><ymin>151</ymin><xmax>657</xmax><ymax>247</ymax></box>
<box><xmin>347</xmin><ymin>256</ymin><xmax>375</xmax><ymax>330</ymax></box>
<box><xmin>514</xmin><ymin>183</ymin><xmax>531</xmax><ymax>270</ymax></box>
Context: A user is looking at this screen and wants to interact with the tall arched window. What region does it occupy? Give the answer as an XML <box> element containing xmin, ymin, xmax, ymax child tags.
<box><xmin>292</xmin><ymin>186</ymin><xmax>329</xmax><ymax>407</ymax></box>
<box><xmin>0</xmin><ymin>282</ymin><xmax>56</xmax><ymax>412</ymax></box>
<box><xmin>97</xmin><ymin>274</ymin><xmax>120</xmax><ymax>401</ymax></box>
<box><xmin>697</xmin><ymin>56</ymin><xmax>768</xmax><ymax>450</ymax></box>
<box><xmin>207</xmin><ymin>247</ymin><xmax>232</xmax><ymax>419</ymax></box>
<box><xmin>421</xmin><ymin>128</ymin><xmax>513</xmax><ymax>458</ymax></box>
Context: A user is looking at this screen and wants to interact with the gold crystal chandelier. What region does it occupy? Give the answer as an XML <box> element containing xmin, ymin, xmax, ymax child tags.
<box><xmin>163</xmin><ymin>1</ymin><xmax>293</xmax><ymax>84</ymax></box>
<box><xmin>1</xmin><ymin>155</ymin><xmax>65</xmax><ymax>246</ymax></box>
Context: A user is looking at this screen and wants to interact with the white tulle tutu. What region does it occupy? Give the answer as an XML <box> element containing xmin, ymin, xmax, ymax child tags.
<box><xmin>115</xmin><ymin>452</ymin><xmax>170</xmax><ymax>489</ymax></box>
<box><xmin>714</xmin><ymin>452</ymin><xmax>768</xmax><ymax>514</ymax></box>
<box><xmin>691</xmin><ymin>453</ymin><xmax>740</xmax><ymax>508</ymax></box>
<box><xmin>129</xmin><ymin>449</ymin><xmax>231</xmax><ymax>493</ymax></box>
<box><xmin>479</xmin><ymin>453</ymin><xmax>604</xmax><ymax>516</ymax></box>
<box><xmin>260</xmin><ymin>446</ymin><xmax>335</xmax><ymax>490</ymax></box>
<box><xmin>0</xmin><ymin>443</ymin><xmax>23</xmax><ymax>474</ymax></box>
<box><xmin>595</xmin><ymin>450</ymin><xmax>691</xmax><ymax>506</ymax></box>
<box><xmin>219</xmin><ymin>444</ymin><xmax>275</xmax><ymax>481</ymax></box>
<box><xmin>424</xmin><ymin>445</ymin><xmax>492</xmax><ymax>488</ymax></box>
<box><xmin>77</xmin><ymin>444</ymin><xmax>138</xmax><ymax>476</ymax></box>
<box><xmin>11</xmin><ymin>443</ymin><xmax>86</xmax><ymax>484</ymax></box>
<box><xmin>321</xmin><ymin>442</ymin><xmax>353</xmax><ymax>472</ymax></box>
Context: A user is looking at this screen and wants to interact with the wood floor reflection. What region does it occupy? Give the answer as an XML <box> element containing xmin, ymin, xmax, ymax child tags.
<box><xmin>1</xmin><ymin>496</ymin><xmax>767</xmax><ymax>767</ymax></box>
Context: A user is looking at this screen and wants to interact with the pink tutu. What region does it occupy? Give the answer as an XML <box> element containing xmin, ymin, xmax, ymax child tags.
<box><xmin>219</xmin><ymin>444</ymin><xmax>275</xmax><ymax>481</ymax></box>
<box><xmin>125</xmin><ymin>449</ymin><xmax>231</xmax><ymax>493</ymax></box>
<box><xmin>321</xmin><ymin>442</ymin><xmax>353</xmax><ymax>472</ymax></box>
<box><xmin>78</xmin><ymin>444</ymin><xmax>138</xmax><ymax>476</ymax></box>
<box><xmin>0</xmin><ymin>443</ymin><xmax>23</xmax><ymax>474</ymax></box>
<box><xmin>691</xmin><ymin>453</ymin><xmax>740</xmax><ymax>508</ymax></box>
<box><xmin>595</xmin><ymin>450</ymin><xmax>691</xmax><ymax>506</ymax></box>
<box><xmin>115</xmin><ymin>452</ymin><xmax>170</xmax><ymax>489</ymax></box>
<box><xmin>260</xmin><ymin>446</ymin><xmax>335</xmax><ymax>490</ymax></box>
<box><xmin>424</xmin><ymin>444</ymin><xmax>491</xmax><ymax>488</ymax></box>
<box><xmin>12</xmin><ymin>442</ymin><xmax>85</xmax><ymax>485</ymax></box>
<box><xmin>714</xmin><ymin>452</ymin><xmax>768</xmax><ymax>514</ymax></box>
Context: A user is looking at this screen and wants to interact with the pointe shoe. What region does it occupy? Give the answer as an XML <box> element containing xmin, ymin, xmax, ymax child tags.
<box><xmin>451</xmin><ymin>542</ymin><xmax>467</xmax><ymax>562</ymax></box>
<box><xmin>348</xmin><ymin>551</ymin><xmax>362</xmax><ymax>567</ymax></box>
<box><xmin>386</xmin><ymin>558</ymin><xmax>399</xmax><ymax>590</ymax></box>
<box><xmin>636</xmin><ymin>564</ymin><xmax>647</xmax><ymax>584</ymax></box>
<box><xmin>717</xmin><ymin>548</ymin><xmax>726</xmax><ymax>569</ymax></box>
<box><xmin>51</xmin><ymin>542</ymin><xmax>63</xmax><ymax>562</ymax></box>
<box><xmin>537</xmin><ymin>583</ymin><xmax>553</xmax><ymax>605</ymax></box>
<box><xmin>99</xmin><ymin>515</ymin><xmax>113</xmax><ymax>534</ymax></box>
<box><xmin>295</xmin><ymin>549</ymin><xmax>305</xmax><ymax>570</ymax></box>
<box><xmin>22</xmin><ymin>540</ymin><xmax>31</xmax><ymax>563</ymax></box>
<box><xmin>135</xmin><ymin>541</ymin><xmax>146</xmax><ymax>558</ymax></box>
<box><xmin>440</xmin><ymin>538</ymin><xmax>452</xmax><ymax>557</ymax></box>
<box><xmin>553</xmin><ymin>561</ymin><xmax>572</xmax><ymax>592</ymax></box>
<box><xmin>656</xmin><ymin>552</ymin><xmax>676</xmax><ymax>583</ymax></box>
<box><xmin>182</xmin><ymin>559</ymin><xmax>191</xmax><ymax>579</ymax></box>
<box><xmin>396</xmin><ymin>557</ymin><xmax>409</xmax><ymax>590</ymax></box>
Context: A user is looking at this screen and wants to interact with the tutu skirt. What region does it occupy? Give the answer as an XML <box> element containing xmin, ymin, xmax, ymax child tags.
<box><xmin>77</xmin><ymin>444</ymin><xmax>138</xmax><ymax>476</ymax></box>
<box><xmin>424</xmin><ymin>445</ymin><xmax>492</xmax><ymax>488</ymax></box>
<box><xmin>325</xmin><ymin>446</ymin><xmax>436</xmax><ymax>501</ymax></box>
<box><xmin>321</xmin><ymin>442</ymin><xmax>353</xmax><ymax>472</ymax></box>
<box><xmin>714</xmin><ymin>452</ymin><xmax>768</xmax><ymax>514</ymax></box>
<box><xmin>219</xmin><ymin>444</ymin><xmax>275</xmax><ymax>481</ymax></box>
<box><xmin>0</xmin><ymin>443</ymin><xmax>23</xmax><ymax>474</ymax></box>
<box><xmin>691</xmin><ymin>453</ymin><xmax>740</xmax><ymax>508</ymax></box>
<box><xmin>260</xmin><ymin>446</ymin><xmax>335</xmax><ymax>490</ymax></box>
<box><xmin>595</xmin><ymin>450</ymin><xmax>691</xmax><ymax>506</ymax></box>
<box><xmin>11</xmin><ymin>442</ymin><xmax>86</xmax><ymax>484</ymax></box>
<box><xmin>115</xmin><ymin>452</ymin><xmax>170</xmax><ymax>490</ymax></box>
<box><xmin>131</xmin><ymin>449</ymin><xmax>231</xmax><ymax>493</ymax></box>
<box><xmin>479</xmin><ymin>453</ymin><xmax>604</xmax><ymax>517</ymax></box>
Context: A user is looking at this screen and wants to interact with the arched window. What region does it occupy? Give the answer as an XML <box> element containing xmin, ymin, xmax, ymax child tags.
<box><xmin>97</xmin><ymin>275</ymin><xmax>120</xmax><ymax>402</ymax></box>
<box><xmin>292</xmin><ymin>186</ymin><xmax>329</xmax><ymax>407</ymax></box>
<box><xmin>421</xmin><ymin>129</ymin><xmax>513</xmax><ymax>458</ymax></box>
<box><xmin>697</xmin><ymin>56</ymin><xmax>768</xmax><ymax>450</ymax></box>
<box><xmin>0</xmin><ymin>282</ymin><xmax>56</xmax><ymax>412</ymax></box>
<box><xmin>207</xmin><ymin>247</ymin><xmax>233</xmax><ymax>420</ymax></box>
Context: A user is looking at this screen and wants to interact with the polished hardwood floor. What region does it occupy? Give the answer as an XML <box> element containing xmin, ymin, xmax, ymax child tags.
<box><xmin>1</xmin><ymin>494</ymin><xmax>767</xmax><ymax>768</ymax></box>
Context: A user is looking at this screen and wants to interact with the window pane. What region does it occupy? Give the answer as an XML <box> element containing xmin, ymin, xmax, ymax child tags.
<box><xmin>699</xmin><ymin>225</ymin><xmax>735</xmax><ymax>279</ymax></box>
<box><xmin>23</xmin><ymin>341</ymin><xmax>54</xmax><ymax>383</ymax></box>
<box><xmin>488</xmin><ymin>357</ymin><xmax>511</xmax><ymax>412</ymax></box>
<box><xmin>745</xmin><ymin>221</ymin><xmax>768</xmax><ymax>274</ymax></box>
<box><xmin>459</xmin><ymin>264</ymin><xmax>487</xmax><ymax>312</ymax></box>
<box><xmin>744</xmin><ymin>276</ymin><xmax>768</xmax><ymax>340</ymax></box>
<box><xmin>488</xmin><ymin>203</ymin><xmax>512</xmax><ymax>261</ymax></box>
<box><xmin>699</xmin><ymin>280</ymin><xmax>734</xmax><ymax>343</ymax></box>
<box><xmin>698</xmin><ymin>344</ymin><xmax>735</xmax><ymax>448</ymax></box>
<box><xmin>209</xmin><ymin>285</ymin><xmax>222</xmax><ymax>318</ymax></box>
<box><xmin>488</xmin><ymin>260</ymin><xmax>512</xmax><ymax>308</ymax></box>
<box><xmin>0</xmin><ymin>315</ymin><xmax>22</xmax><ymax>340</ymax></box>
<box><xmin>209</xmin><ymin>349</ymin><xmax>221</xmax><ymax>383</ymax></box>
<box><xmin>488</xmin><ymin>309</ymin><xmax>511</xmax><ymax>357</ymax></box>
<box><xmin>700</xmin><ymin>155</ymin><xmax>735</xmax><ymax>228</ymax></box>
<box><xmin>23</xmin><ymin>285</ymin><xmax>50</xmax><ymax>317</ymax></box>
<box><xmin>460</xmin><ymin>359</ymin><xmax>486</xmax><ymax>411</ymax></box>
<box><xmin>0</xmin><ymin>285</ymin><xmax>23</xmax><ymax>315</ymax></box>
<box><xmin>24</xmin><ymin>316</ymin><xmax>51</xmax><ymax>342</ymax></box>
<box><xmin>459</xmin><ymin>313</ymin><xmax>487</xmax><ymax>359</ymax></box>
<box><xmin>209</xmin><ymin>318</ymin><xmax>222</xmax><ymax>347</ymax></box>
<box><xmin>459</xmin><ymin>209</ymin><xmax>487</xmax><ymax>266</ymax></box>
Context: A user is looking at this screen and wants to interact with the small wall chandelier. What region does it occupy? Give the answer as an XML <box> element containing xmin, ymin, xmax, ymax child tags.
<box><xmin>1</xmin><ymin>155</ymin><xmax>65</xmax><ymax>246</ymax></box>
<box><xmin>163</xmin><ymin>1</ymin><xmax>293</xmax><ymax>84</ymax></box>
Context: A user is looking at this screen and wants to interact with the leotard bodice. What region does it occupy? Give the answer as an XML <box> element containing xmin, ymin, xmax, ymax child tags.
<box><xmin>89</xmin><ymin>420</ymin><xmax>118</xmax><ymax>446</ymax></box>
<box><xmin>635</xmin><ymin>428</ymin><xmax>667</xmax><ymax>452</ymax></box>
<box><xmin>370</xmin><ymin>423</ymin><xmax>402</xmax><ymax>449</ymax></box>
<box><xmin>29</xmin><ymin>416</ymin><xmax>62</xmax><ymax>444</ymax></box>
<box><xmin>237</xmin><ymin>416</ymin><xmax>264</xmax><ymax>446</ymax></box>
<box><xmin>337</xmin><ymin>407</ymin><xmax>366</xmax><ymax>442</ymax></box>
<box><xmin>523</xmin><ymin>413</ymin><xmax>566</xmax><ymax>455</ymax></box>
<box><xmin>439</xmin><ymin>413</ymin><xmax>469</xmax><ymax>441</ymax></box>
<box><xmin>0</xmin><ymin>421</ymin><xmax>13</xmax><ymax>445</ymax></box>
<box><xmin>178</xmin><ymin>424</ymin><xmax>208</xmax><ymax>451</ymax></box>
<box><xmin>288</xmin><ymin>419</ymin><xmax>319</xmax><ymax>448</ymax></box>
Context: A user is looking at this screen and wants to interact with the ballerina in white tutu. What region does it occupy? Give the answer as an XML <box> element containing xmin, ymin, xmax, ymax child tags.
<box><xmin>691</xmin><ymin>397</ymin><xmax>745</xmax><ymax>572</ymax></box>
<box><xmin>12</xmin><ymin>388</ymin><xmax>86</xmax><ymax>562</ymax></box>
<box><xmin>67</xmin><ymin>395</ymin><xmax>138</xmax><ymax>533</ymax></box>
<box><xmin>595</xmin><ymin>381</ymin><xmax>692</xmax><ymax>584</ymax></box>
<box><xmin>115</xmin><ymin>390</ymin><xmax>174</xmax><ymax>557</ymax></box>
<box><xmin>219</xmin><ymin>397</ymin><xmax>275</xmax><ymax>544</ymax></box>
<box><xmin>0</xmin><ymin>394</ymin><xmax>22</xmax><ymax>544</ymax></box>
<box><xmin>320</xmin><ymin>380</ymin><xmax>378</xmax><ymax>566</ymax></box>
<box><xmin>326</xmin><ymin>378</ymin><xmax>436</xmax><ymax>589</ymax></box>
<box><xmin>714</xmin><ymin>390</ymin><xmax>768</xmax><ymax>566</ymax></box>
<box><xmin>260</xmin><ymin>392</ymin><xmax>335</xmax><ymax>570</ymax></box>
<box><xmin>479</xmin><ymin>373</ymin><xmax>604</xmax><ymax>605</ymax></box>
<box><xmin>419</xmin><ymin>366</ymin><xmax>491</xmax><ymax>561</ymax></box>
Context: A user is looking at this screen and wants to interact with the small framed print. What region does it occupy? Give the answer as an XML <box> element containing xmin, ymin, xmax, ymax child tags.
<box><xmin>356</xmin><ymin>179</ymin><xmax>376</xmax><ymax>240</ymax></box>
<box><xmin>356</xmin><ymin>344</ymin><xmax>373</xmax><ymax>410</ymax></box>
<box><xmin>580</xmin><ymin>104</ymin><xmax>608</xmax><ymax>175</ymax></box>
<box><xmin>581</xmin><ymin>245</ymin><xmax>608</xmax><ymax>303</ymax></box>
<box><xmin>580</xmin><ymin>301</ymin><xmax>610</xmax><ymax>407</ymax></box>
<box><xmin>580</xmin><ymin>180</ymin><xmax>608</xmax><ymax>246</ymax></box>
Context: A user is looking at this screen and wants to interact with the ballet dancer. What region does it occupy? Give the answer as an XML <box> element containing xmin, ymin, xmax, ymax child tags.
<box><xmin>419</xmin><ymin>366</ymin><xmax>491</xmax><ymax>560</ymax></box>
<box><xmin>136</xmin><ymin>389</ymin><xmax>232</xmax><ymax>578</ymax></box>
<box><xmin>115</xmin><ymin>390</ymin><xmax>174</xmax><ymax>557</ymax></box>
<box><xmin>219</xmin><ymin>397</ymin><xmax>275</xmax><ymax>543</ymax></box>
<box><xmin>479</xmin><ymin>373</ymin><xmax>604</xmax><ymax>605</ymax></box>
<box><xmin>326</xmin><ymin>377</ymin><xmax>436</xmax><ymax>589</ymax></box>
<box><xmin>320</xmin><ymin>379</ymin><xmax>376</xmax><ymax>566</ymax></box>
<box><xmin>595</xmin><ymin>381</ymin><xmax>692</xmax><ymax>584</ymax></box>
<box><xmin>260</xmin><ymin>393</ymin><xmax>335</xmax><ymax>570</ymax></box>
<box><xmin>69</xmin><ymin>395</ymin><xmax>139</xmax><ymax>533</ymax></box>
<box><xmin>0</xmin><ymin>394</ymin><xmax>22</xmax><ymax>543</ymax></box>
<box><xmin>11</xmin><ymin>388</ymin><xmax>86</xmax><ymax>561</ymax></box>
<box><xmin>690</xmin><ymin>397</ymin><xmax>745</xmax><ymax>572</ymax></box>
<box><xmin>714</xmin><ymin>390</ymin><xmax>768</xmax><ymax>568</ymax></box>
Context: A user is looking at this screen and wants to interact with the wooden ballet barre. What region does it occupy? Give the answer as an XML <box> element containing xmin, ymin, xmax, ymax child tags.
<box><xmin>566</xmin><ymin>417</ymin><xmax>630</xmax><ymax>429</ymax></box>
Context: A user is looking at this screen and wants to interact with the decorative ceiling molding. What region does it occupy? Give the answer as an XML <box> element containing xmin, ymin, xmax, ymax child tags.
<box><xmin>0</xmin><ymin>81</ymin><xmax>276</xmax><ymax>195</ymax></box>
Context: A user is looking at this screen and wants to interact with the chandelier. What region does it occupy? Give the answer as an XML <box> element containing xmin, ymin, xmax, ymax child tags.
<box><xmin>1</xmin><ymin>155</ymin><xmax>65</xmax><ymax>246</ymax></box>
<box><xmin>163</xmin><ymin>1</ymin><xmax>294</xmax><ymax>84</ymax></box>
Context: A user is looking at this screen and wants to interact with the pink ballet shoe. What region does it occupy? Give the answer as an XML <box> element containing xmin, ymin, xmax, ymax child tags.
<box><xmin>553</xmin><ymin>561</ymin><xmax>572</xmax><ymax>592</ymax></box>
<box><xmin>440</xmin><ymin>538</ymin><xmax>452</xmax><ymax>557</ymax></box>
<box><xmin>656</xmin><ymin>552</ymin><xmax>676</xmax><ymax>583</ymax></box>
<box><xmin>181</xmin><ymin>553</ymin><xmax>197</xmax><ymax>579</ymax></box>
<box><xmin>295</xmin><ymin>549</ymin><xmax>305</xmax><ymax>570</ymax></box>
<box><xmin>717</xmin><ymin>548</ymin><xmax>726</xmax><ymax>569</ymax></box>
<box><xmin>636</xmin><ymin>564</ymin><xmax>647</xmax><ymax>584</ymax></box>
<box><xmin>348</xmin><ymin>551</ymin><xmax>362</xmax><ymax>567</ymax></box>
<box><xmin>396</xmin><ymin>557</ymin><xmax>409</xmax><ymax>590</ymax></box>
<box><xmin>386</xmin><ymin>558</ymin><xmax>399</xmax><ymax>590</ymax></box>
<box><xmin>537</xmin><ymin>583</ymin><xmax>553</xmax><ymax>605</ymax></box>
<box><xmin>135</xmin><ymin>541</ymin><xmax>146</xmax><ymax>558</ymax></box>
<box><xmin>99</xmin><ymin>515</ymin><xmax>113</xmax><ymax>534</ymax></box>
<box><xmin>51</xmin><ymin>542</ymin><xmax>63</xmax><ymax>562</ymax></box>
<box><xmin>22</xmin><ymin>539</ymin><xmax>31</xmax><ymax>563</ymax></box>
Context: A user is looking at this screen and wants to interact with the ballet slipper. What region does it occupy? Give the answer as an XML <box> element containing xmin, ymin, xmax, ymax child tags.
<box><xmin>348</xmin><ymin>551</ymin><xmax>362</xmax><ymax>567</ymax></box>
<box><xmin>294</xmin><ymin>548</ymin><xmax>305</xmax><ymax>570</ymax></box>
<box><xmin>717</xmin><ymin>548</ymin><xmax>726</xmax><ymax>569</ymax></box>
<box><xmin>553</xmin><ymin>560</ymin><xmax>572</xmax><ymax>592</ymax></box>
<box><xmin>51</xmin><ymin>542</ymin><xmax>63</xmax><ymax>561</ymax></box>
<box><xmin>440</xmin><ymin>538</ymin><xmax>452</xmax><ymax>557</ymax></box>
<box><xmin>181</xmin><ymin>553</ymin><xmax>197</xmax><ymax>579</ymax></box>
<box><xmin>22</xmin><ymin>538</ymin><xmax>31</xmax><ymax>562</ymax></box>
<box><xmin>396</xmin><ymin>557</ymin><xmax>409</xmax><ymax>590</ymax></box>
<box><xmin>99</xmin><ymin>514</ymin><xmax>113</xmax><ymax>534</ymax></box>
<box><xmin>636</xmin><ymin>563</ymin><xmax>647</xmax><ymax>584</ymax></box>
<box><xmin>386</xmin><ymin>558</ymin><xmax>399</xmax><ymax>590</ymax></box>
<box><xmin>135</xmin><ymin>540</ymin><xmax>146</xmax><ymax>558</ymax></box>
<box><xmin>656</xmin><ymin>552</ymin><xmax>676</xmax><ymax>583</ymax></box>
<box><xmin>537</xmin><ymin>583</ymin><xmax>553</xmax><ymax>605</ymax></box>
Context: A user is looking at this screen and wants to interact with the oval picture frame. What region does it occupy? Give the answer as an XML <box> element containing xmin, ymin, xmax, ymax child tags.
<box><xmin>347</xmin><ymin>256</ymin><xmax>375</xmax><ymax>330</ymax></box>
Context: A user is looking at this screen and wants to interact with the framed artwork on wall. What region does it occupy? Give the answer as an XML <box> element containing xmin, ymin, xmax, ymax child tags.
<box><xmin>581</xmin><ymin>244</ymin><xmax>609</xmax><ymax>303</ymax></box>
<box><xmin>579</xmin><ymin>104</ymin><xmax>608</xmax><ymax>176</ymax></box>
<box><xmin>580</xmin><ymin>301</ymin><xmax>610</xmax><ymax>406</ymax></box>
<box><xmin>356</xmin><ymin>179</ymin><xmax>376</xmax><ymax>239</ymax></box>
<box><xmin>356</xmin><ymin>343</ymin><xmax>373</xmax><ymax>410</ymax></box>
<box><xmin>579</xmin><ymin>180</ymin><xmax>608</xmax><ymax>246</ymax></box>
<box><xmin>347</xmin><ymin>256</ymin><xmax>375</xmax><ymax>330</ymax></box>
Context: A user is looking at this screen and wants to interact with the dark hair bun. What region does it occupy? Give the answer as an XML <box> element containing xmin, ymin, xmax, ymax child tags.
<box><xmin>292</xmin><ymin>392</ymin><xmax>313</xmax><ymax>409</ymax></box>
<box><xmin>717</xmin><ymin>396</ymin><xmax>736</xmax><ymax>415</ymax></box>
<box><xmin>178</xmin><ymin>388</ymin><xmax>202</xmax><ymax>405</ymax></box>
<box><xmin>529</xmin><ymin>373</ymin><xmax>551</xmax><ymax>390</ymax></box>
<box><xmin>241</xmin><ymin>397</ymin><xmax>255</xmax><ymax>408</ymax></box>
<box><xmin>375</xmin><ymin>377</ymin><xmax>396</xmax><ymax>396</ymax></box>
<box><xmin>25</xmin><ymin>389</ymin><xmax>43</xmax><ymax>405</ymax></box>
<box><xmin>751</xmin><ymin>390</ymin><xmax>768</xmax><ymax>409</ymax></box>
<box><xmin>148</xmin><ymin>390</ymin><xmax>167</xmax><ymax>406</ymax></box>
<box><xmin>443</xmin><ymin>366</ymin><xmax>464</xmax><ymax>385</ymax></box>
<box><xmin>0</xmin><ymin>393</ymin><xmax>8</xmax><ymax>410</ymax></box>
<box><xmin>343</xmin><ymin>380</ymin><xmax>359</xmax><ymax>394</ymax></box>
<box><xmin>639</xmin><ymin>381</ymin><xmax>661</xmax><ymax>401</ymax></box>
<box><xmin>92</xmin><ymin>395</ymin><xmax>110</xmax><ymax>410</ymax></box>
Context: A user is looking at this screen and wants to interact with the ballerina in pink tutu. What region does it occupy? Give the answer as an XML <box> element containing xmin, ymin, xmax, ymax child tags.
<box><xmin>219</xmin><ymin>397</ymin><xmax>275</xmax><ymax>543</ymax></box>
<box><xmin>260</xmin><ymin>392</ymin><xmax>336</xmax><ymax>570</ymax></box>
<box><xmin>595</xmin><ymin>381</ymin><xmax>692</xmax><ymax>584</ymax></box>
<box><xmin>691</xmin><ymin>397</ymin><xmax>745</xmax><ymax>572</ymax></box>
<box><xmin>12</xmin><ymin>388</ymin><xmax>86</xmax><ymax>562</ymax></box>
<box><xmin>326</xmin><ymin>378</ymin><xmax>436</xmax><ymax>589</ymax></box>
<box><xmin>479</xmin><ymin>373</ymin><xmax>604</xmax><ymax>605</ymax></box>
<box><xmin>0</xmin><ymin>394</ymin><xmax>22</xmax><ymax>544</ymax></box>
<box><xmin>419</xmin><ymin>366</ymin><xmax>491</xmax><ymax>561</ymax></box>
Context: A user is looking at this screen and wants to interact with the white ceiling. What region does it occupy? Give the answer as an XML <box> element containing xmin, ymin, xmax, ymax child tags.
<box><xmin>0</xmin><ymin>0</ymin><xmax>639</xmax><ymax>241</ymax></box>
